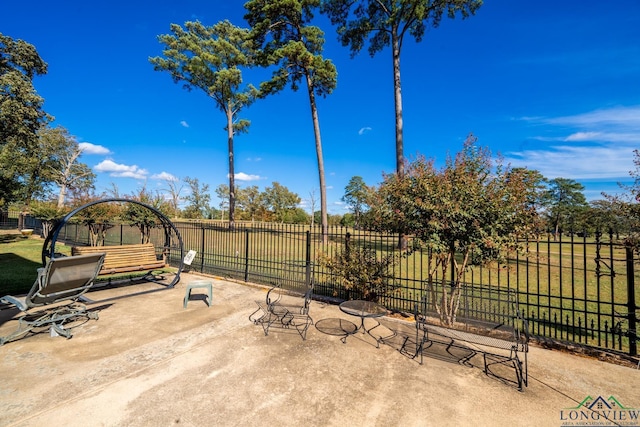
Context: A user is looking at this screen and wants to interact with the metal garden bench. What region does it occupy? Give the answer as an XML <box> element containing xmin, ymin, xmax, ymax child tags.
<box><xmin>401</xmin><ymin>284</ymin><xmax>529</xmax><ymax>390</ymax></box>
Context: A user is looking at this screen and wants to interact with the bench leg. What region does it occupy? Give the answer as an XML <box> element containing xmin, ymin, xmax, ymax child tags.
<box><xmin>483</xmin><ymin>352</ymin><xmax>526</xmax><ymax>391</ymax></box>
<box><xmin>400</xmin><ymin>330</ymin><xmax>426</xmax><ymax>364</ymax></box>
<box><xmin>261</xmin><ymin>312</ymin><xmax>280</xmax><ymax>336</ymax></box>
<box><xmin>288</xmin><ymin>315</ymin><xmax>312</xmax><ymax>340</ymax></box>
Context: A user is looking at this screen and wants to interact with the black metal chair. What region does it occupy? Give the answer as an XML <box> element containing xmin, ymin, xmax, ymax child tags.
<box><xmin>249</xmin><ymin>282</ymin><xmax>314</xmax><ymax>340</ymax></box>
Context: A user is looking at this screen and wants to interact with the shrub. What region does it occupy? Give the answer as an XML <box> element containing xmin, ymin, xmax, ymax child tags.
<box><xmin>319</xmin><ymin>245</ymin><xmax>397</xmax><ymax>302</ymax></box>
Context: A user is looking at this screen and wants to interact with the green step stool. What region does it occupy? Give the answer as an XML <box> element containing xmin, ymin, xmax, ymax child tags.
<box><xmin>184</xmin><ymin>280</ymin><xmax>213</xmax><ymax>308</ymax></box>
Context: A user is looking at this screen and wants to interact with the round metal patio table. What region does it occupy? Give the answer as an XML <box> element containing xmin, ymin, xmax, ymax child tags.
<box><xmin>339</xmin><ymin>300</ymin><xmax>388</xmax><ymax>345</ymax></box>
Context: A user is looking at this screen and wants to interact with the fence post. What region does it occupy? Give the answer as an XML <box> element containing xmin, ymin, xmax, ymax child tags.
<box><xmin>626</xmin><ymin>246</ymin><xmax>637</xmax><ymax>356</ymax></box>
<box><xmin>244</xmin><ymin>229</ymin><xmax>250</xmax><ymax>282</ymax></box>
<box><xmin>199</xmin><ymin>226</ymin><xmax>205</xmax><ymax>273</ymax></box>
<box><xmin>345</xmin><ymin>232</ymin><xmax>351</xmax><ymax>256</ymax></box>
<box><xmin>305</xmin><ymin>230</ymin><xmax>311</xmax><ymax>287</ymax></box>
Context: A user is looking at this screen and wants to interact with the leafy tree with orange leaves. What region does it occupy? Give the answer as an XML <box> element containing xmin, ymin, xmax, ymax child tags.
<box><xmin>369</xmin><ymin>134</ymin><xmax>538</xmax><ymax>325</ymax></box>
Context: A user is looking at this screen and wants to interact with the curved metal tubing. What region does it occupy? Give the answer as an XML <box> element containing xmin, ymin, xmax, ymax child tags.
<box><xmin>41</xmin><ymin>198</ymin><xmax>184</xmax><ymax>287</ymax></box>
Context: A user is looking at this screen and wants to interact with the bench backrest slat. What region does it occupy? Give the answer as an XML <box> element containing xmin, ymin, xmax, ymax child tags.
<box><xmin>71</xmin><ymin>243</ymin><xmax>165</xmax><ymax>275</ymax></box>
<box><xmin>418</xmin><ymin>283</ymin><xmax>528</xmax><ymax>345</ymax></box>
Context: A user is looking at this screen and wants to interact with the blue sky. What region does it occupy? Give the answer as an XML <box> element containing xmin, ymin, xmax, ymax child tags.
<box><xmin>2</xmin><ymin>1</ymin><xmax>639</xmax><ymax>214</ymax></box>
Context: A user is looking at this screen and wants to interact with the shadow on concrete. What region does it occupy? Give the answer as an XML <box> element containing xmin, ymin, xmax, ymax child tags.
<box><xmin>380</xmin><ymin>321</ymin><xmax>522</xmax><ymax>391</ymax></box>
<box><xmin>315</xmin><ymin>317</ymin><xmax>357</xmax><ymax>339</ymax></box>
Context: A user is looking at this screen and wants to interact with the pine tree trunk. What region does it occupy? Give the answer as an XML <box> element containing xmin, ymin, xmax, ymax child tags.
<box><xmin>305</xmin><ymin>72</ymin><xmax>328</xmax><ymax>244</ymax></box>
<box><xmin>226</xmin><ymin>107</ymin><xmax>236</xmax><ymax>230</ymax></box>
<box><xmin>391</xmin><ymin>28</ymin><xmax>407</xmax><ymax>250</ymax></box>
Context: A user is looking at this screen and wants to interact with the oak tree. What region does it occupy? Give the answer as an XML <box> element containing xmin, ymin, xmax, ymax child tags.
<box><xmin>38</xmin><ymin>126</ymin><xmax>96</xmax><ymax>208</ymax></box>
<box><xmin>183</xmin><ymin>176</ymin><xmax>211</xmax><ymax>219</ymax></box>
<box><xmin>0</xmin><ymin>33</ymin><xmax>50</xmax><ymax>204</ymax></box>
<box><xmin>261</xmin><ymin>181</ymin><xmax>301</xmax><ymax>223</ymax></box>
<box><xmin>342</xmin><ymin>175</ymin><xmax>369</xmax><ymax>228</ymax></box>
<box><xmin>604</xmin><ymin>149</ymin><xmax>640</xmax><ymax>251</ymax></box>
<box><xmin>236</xmin><ymin>184</ymin><xmax>263</xmax><ymax>221</ymax></box>
<box><xmin>541</xmin><ymin>177</ymin><xmax>588</xmax><ymax>239</ymax></box>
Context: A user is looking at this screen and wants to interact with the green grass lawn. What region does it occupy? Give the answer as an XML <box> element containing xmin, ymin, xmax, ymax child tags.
<box><xmin>0</xmin><ymin>231</ymin><xmax>179</xmax><ymax>295</ymax></box>
<box><xmin>0</xmin><ymin>232</ymin><xmax>71</xmax><ymax>295</ymax></box>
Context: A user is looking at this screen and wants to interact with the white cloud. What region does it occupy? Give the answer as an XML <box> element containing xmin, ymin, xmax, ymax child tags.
<box><xmin>151</xmin><ymin>172</ymin><xmax>178</xmax><ymax>181</ymax></box>
<box><xmin>79</xmin><ymin>142</ymin><xmax>110</xmax><ymax>155</ymax></box>
<box><xmin>509</xmin><ymin>105</ymin><xmax>640</xmax><ymax>181</ymax></box>
<box><xmin>564</xmin><ymin>131</ymin><xmax>638</xmax><ymax>143</ymax></box>
<box><xmin>544</xmin><ymin>105</ymin><xmax>640</xmax><ymax>128</ymax></box>
<box><xmin>180</xmin><ymin>120</ymin><xmax>189</xmax><ymax>128</ymax></box>
<box><xmin>525</xmin><ymin>105</ymin><xmax>640</xmax><ymax>146</ymax></box>
<box><xmin>504</xmin><ymin>145</ymin><xmax>633</xmax><ymax>180</ymax></box>
<box><xmin>94</xmin><ymin>159</ymin><xmax>148</xmax><ymax>179</ymax></box>
<box><xmin>563</xmin><ymin>132</ymin><xmax>603</xmax><ymax>142</ymax></box>
<box><xmin>234</xmin><ymin>172</ymin><xmax>262</xmax><ymax>181</ymax></box>
<box><xmin>246</xmin><ymin>157</ymin><xmax>262</xmax><ymax>162</ymax></box>
<box><xmin>358</xmin><ymin>127</ymin><xmax>372</xmax><ymax>135</ymax></box>
<box><xmin>515</xmin><ymin>115</ymin><xmax>544</xmax><ymax>122</ymax></box>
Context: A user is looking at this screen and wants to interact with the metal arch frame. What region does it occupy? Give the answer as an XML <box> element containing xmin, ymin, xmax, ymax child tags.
<box><xmin>42</xmin><ymin>198</ymin><xmax>184</xmax><ymax>288</ymax></box>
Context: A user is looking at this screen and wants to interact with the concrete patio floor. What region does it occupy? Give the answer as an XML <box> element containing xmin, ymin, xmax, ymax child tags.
<box><xmin>1</xmin><ymin>273</ymin><xmax>639</xmax><ymax>427</ymax></box>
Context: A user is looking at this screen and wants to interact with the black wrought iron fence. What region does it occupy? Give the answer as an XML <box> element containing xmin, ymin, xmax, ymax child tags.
<box><xmin>0</xmin><ymin>210</ymin><xmax>17</xmax><ymax>229</ymax></box>
<box><xmin>173</xmin><ymin>221</ymin><xmax>638</xmax><ymax>356</ymax></box>
<box><xmin>20</xmin><ymin>217</ymin><xmax>639</xmax><ymax>356</ymax></box>
<box><xmin>0</xmin><ymin>209</ymin><xmax>42</xmax><ymax>231</ymax></box>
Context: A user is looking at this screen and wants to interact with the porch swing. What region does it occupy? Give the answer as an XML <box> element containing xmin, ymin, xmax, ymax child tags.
<box><xmin>41</xmin><ymin>198</ymin><xmax>185</xmax><ymax>288</ymax></box>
